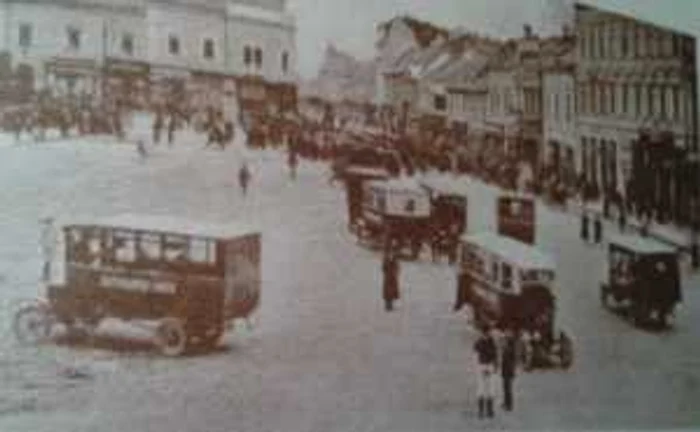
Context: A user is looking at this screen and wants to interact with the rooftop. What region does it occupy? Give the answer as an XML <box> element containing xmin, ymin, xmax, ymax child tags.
<box><xmin>66</xmin><ymin>213</ymin><xmax>259</xmax><ymax>240</ymax></box>
<box><xmin>608</xmin><ymin>233</ymin><xmax>678</xmax><ymax>255</ymax></box>
<box><xmin>461</xmin><ymin>231</ymin><xmax>556</xmax><ymax>270</ymax></box>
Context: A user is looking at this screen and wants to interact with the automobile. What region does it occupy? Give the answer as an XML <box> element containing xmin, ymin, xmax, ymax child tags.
<box><xmin>455</xmin><ymin>231</ymin><xmax>572</xmax><ymax>370</ymax></box>
<box><xmin>419</xmin><ymin>175</ymin><xmax>469</xmax><ymax>263</ymax></box>
<box><xmin>13</xmin><ymin>214</ymin><xmax>261</xmax><ymax>357</ymax></box>
<box><xmin>600</xmin><ymin>233</ymin><xmax>682</xmax><ymax>329</ymax></box>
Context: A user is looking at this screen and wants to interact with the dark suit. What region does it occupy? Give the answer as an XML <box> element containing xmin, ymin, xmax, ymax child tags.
<box><xmin>501</xmin><ymin>336</ymin><xmax>517</xmax><ymax>411</ymax></box>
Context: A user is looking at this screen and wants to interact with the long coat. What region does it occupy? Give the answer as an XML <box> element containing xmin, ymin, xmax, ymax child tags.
<box><xmin>382</xmin><ymin>258</ymin><xmax>399</xmax><ymax>302</ymax></box>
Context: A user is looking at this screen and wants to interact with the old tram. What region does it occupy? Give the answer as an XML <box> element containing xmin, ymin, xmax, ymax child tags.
<box><xmin>455</xmin><ymin>232</ymin><xmax>573</xmax><ymax>370</ymax></box>
<box><xmin>600</xmin><ymin>234</ymin><xmax>682</xmax><ymax>329</ymax></box>
<box><xmin>13</xmin><ymin>214</ymin><xmax>261</xmax><ymax>357</ymax></box>
<box><xmin>357</xmin><ymin>177</ymin><xmax>432</xmax><ymax>259</ymax></box>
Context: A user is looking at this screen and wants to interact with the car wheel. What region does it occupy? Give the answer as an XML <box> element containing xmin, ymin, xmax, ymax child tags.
<box><xmin>13</xmin><ymin>303</ymin><xmax>53</xmax><ymax>345</ymax></box>
<box><xmin>155</xmin><ymin>318</ymin><xmax>188</xmax><ymax>357</ymax></box>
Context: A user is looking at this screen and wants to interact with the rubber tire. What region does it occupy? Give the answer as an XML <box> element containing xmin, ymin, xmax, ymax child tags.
<box><xmin>13</xmin><ymin>304</ymin><xmax>53</xmax><ymax>345</ymax></box>
<box><xmin>155</xmin><ymin>318</ymin><xmax>189</xmax><ymax>357</ymax></box>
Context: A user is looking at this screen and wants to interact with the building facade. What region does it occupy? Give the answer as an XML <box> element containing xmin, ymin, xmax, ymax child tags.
<box><xmin>575</xmin><ymin>3</ymin><xmax>698</xmax><ymax>223</ymax></box>
<box><xmin>0</xmin><ymin>0</ymin><xmax>297</xmax><ymax>113</ymax></box>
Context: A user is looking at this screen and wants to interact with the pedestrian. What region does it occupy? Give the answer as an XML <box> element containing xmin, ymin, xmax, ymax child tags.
<box><xmin>594</xmin><ymin>216</ymin><xmax>603</xmax><ymax>244</ymax></box>
<box><xmin>474</xmin><ymin>325</ymin><xmax>498</xmax><ymax>419</ymax></box>
<box><xmin>581</xmin><ymin>211</ymin><xmax>590</xmax><ymax>242</ymax></box>
<box><xmin>382</xmin><ymin>248</ymin><xmax>400</xmax><ymax>312</ymax></box>
<box><xmin>167</xmin><ymin>113</ymin><xmax>177</xmax><ymax>146</ymax></box>
<box><xmin>288</xmin><ymin>150</ymin><xmax>298</xmax><ymax>180</ymax></box>
<box><xmin>153</xmin><ymin>108</ymin><xmax>163</xmax><ymax>145</ymax></box>
<box><xmin>500</xmin><ymin>328</ymin><xmax>518</xmax><ymax>412</ymax></box>
<box><xmin>238</xmin><ymin>162</ymin><xmax>251</xmax><ymax>196</ymax></box>
<box><xmin>39</xmin><ymin>217</ymin><xmax>57</xmax><ymax>283</ymax></box>
<box><xmin>136</xmin><ymin>139</ymin><xmax>147</xmax><ymax>161</ymax></box>
<box><xmin>618</xmin><ymin>203</ymin><xmax>627</xmax><ymax>233</ymax></box>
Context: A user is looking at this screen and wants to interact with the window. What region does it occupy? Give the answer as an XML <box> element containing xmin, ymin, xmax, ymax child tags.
<box><xmin>244</xmin><ymin>46</ymin><xmax>252</xmax><ymax>66</ymax></box>
<box><xmin>19</xmin><ymin>23</ymin><xmax>32</xmax><ymax>48</ymax></box>
<box><xmin>163</xmin><ymin>235</ymin><xmax>189</xmax><ymax>262</ymax></box>
<box><xmin>67</xmin><ymin>26</ymin><xmax>81</xmax><ymax>50</ymax></box>
<box><xmin>281</xmin><ymin>51</ymin><xmax>289</xmax><ymax>73</ymax></box>
<box><xmin>491</xmin><ymin>260</ymin><xmax>499</xmax><ymax>282</ymax></box>
<box><xmin>647</xmin><ymin>30</ymin><xmax>656</xmax><ymax>58</ymax></box>
<box><xmin>113</xmin><ymin>231</ymin><xmax>136</xmax><ymax>263</ymax></box>
<box><xmin>501</xmin><ymin>263</ymin><xmax>513</xmax><ymax>291</ymax></box>
<box><xmin>590</xmin><ymin>83</ymin><xmax>597</xmax><ymax>114</ymax></box>
<box><xmin>122</xmin><ymin>34</ymin><xmax>134</xmax><ymax>56</ymax></box>
<box><xmin>621</xmin><ymin>23</ymin><xmax>628</xmax><ymax>57</ymax></box>
<box><xmin>137</xmin><ymin>233</ymin><xmax>162</xmax><ymax>261</ymax></box>
<box><xmin>169</xmin><ymin>35</ymin><xmax>180</xmax><ymax>55</ymax></box>
<box><xmin>254</xmin><ymin>47</ymin><xmax>263</xmax><ymax>69</ymax></box>
<box><xmin>672</xmin><ymin>34</ymin><xmax>682</xmax><ymax>57</ymax></box>
<box><xmin>647</xmin><ymin>85</ymin><xmax>655</xmax><ymax>117</ymax></box>
<box><xmin>599</xmin><ymin>24</ymin><xmax>606</xmax><ymax>58</ymax></box>
<box><xmin>660</xmin><ymin>85</ymin><xmax>668</xmax><ymax>119</ymax></box>
<box><xmin>635</xmin><ymin>84</ymin><xmax>642</xmax><ymax>117</ymax></box>
<box><xmin>190</xmin><ymin>239</ymin><xmax>216</xmax><ymax>264</ymax></box>
<box><xmin>672</xmin><ymin>86</ymin><xmax>680</xmax><ymax>121</ymax></box>
<box><xmin>433</xmin><ymin>94</ymin><xmax>446</xmax><ymax>111</ymax></box>
<box><xmin>203</xmin><ymin>38</ymin><xmax>215</xmax><ymax>59</ymax></box>
<box><xmin>621</xmin><ymin>84</ymin><xmax>628</xmax><ymax>115</ymax></box>
<box><xmin>610</xmin><ymin>83</ymin><xmax>616</xmax><ymax>115</ymax></box>
<box><xmin>553</xmin><ymin>94</ymin><xmax>559</xmax><ymax>121</ymax></box>
<box><xmin>566</xmin><ymin>93</ymin><xmax>572</xmax><ymax>122</ymax></box>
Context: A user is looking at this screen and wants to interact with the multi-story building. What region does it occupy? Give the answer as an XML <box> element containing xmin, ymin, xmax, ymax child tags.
<box><xmin>541</xmin><ymin>32</ymin><xmax>576</xmax><ymax>183</ymax></box>
<box><xmin>0</xmin><ymin>0</ymin><xmax>297</xmax><ymax>114</ymax></box>
<box><xmin>575</xmin><ymin>3</ymin><xmax>697</xmax><ymax>223</ymax></box>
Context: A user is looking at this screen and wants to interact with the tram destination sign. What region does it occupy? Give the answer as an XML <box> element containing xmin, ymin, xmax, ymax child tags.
<box><xmin>100</xmin><ymin>275</ymin><xmax>177</xmax><ymax>295</ymax></box>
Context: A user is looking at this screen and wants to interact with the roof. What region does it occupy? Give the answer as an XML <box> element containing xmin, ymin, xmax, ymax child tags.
<box><xmin>608</xmin><ymin>233</ymin><xmax>677</xmax><ymax>255</ymax></box>
<box><xmin>419</xmin><ymin>175</ymin><xmax>469</xmax><ymax>197</ymax></box>
<box><xmin>66</xmin><ymin>214</ymin><xmax>259</xmax><ymax>240</ymax></box>
<box><xmin>368</xmin><ymin>177</ymin><xmax>425</xmax><ymax>193</ymax></box>
<box><xmin>461</xmin><ymin>231</ymin><xmax>555</xmax><ymax>270</ymax></box>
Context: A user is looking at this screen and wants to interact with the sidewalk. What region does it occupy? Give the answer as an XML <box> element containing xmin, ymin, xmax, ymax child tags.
<box><xmin>566</xmin><ymin>199</ymin><xmax>693</xmax><ymax>251</ymax></box>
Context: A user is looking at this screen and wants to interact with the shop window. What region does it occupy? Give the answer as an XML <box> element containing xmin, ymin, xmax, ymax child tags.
<box><xmin>67</xmin><ymin>26</ymin><xmax>81</xmax><ymax>50</ymax></box>
<box><xmin>19</xmin><ymin>23</ymin><xmax>32</xmax><ymax>49</ymax></box>
<box><xmin>122</xmin><ymin>34</ymin><xmax>134</xmax><ymax>56</ymax></box>
<box><xmin>169</xmin><ymin>35</ymin><xmax>180</xmax><ymax>56</ymax></box>
<box><xmin>254</xmin><ymin>47</ymin><xmax>263</xmax><ymax>69</ymax></box>
<box><xmin>281</xmin><ymin>51</ymin><xmax>289</xmax><ymax>73</ymax></box>
<box><xmin>203</xmin><ymin>38</ymin><xmax>215</xmax><ymax>59</ymax></box>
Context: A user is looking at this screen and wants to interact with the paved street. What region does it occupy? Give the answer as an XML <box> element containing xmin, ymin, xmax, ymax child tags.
<box><xmin>0</xmin><ymin>132</ymin><xmax>699</xmax><ymax>431</ymax></box>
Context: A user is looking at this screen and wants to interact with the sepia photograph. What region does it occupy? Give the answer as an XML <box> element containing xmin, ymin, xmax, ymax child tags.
<box><xmin>0</xmin><ymin>0</ymin><xmax>698</xmax><ymax>430</ymax></box>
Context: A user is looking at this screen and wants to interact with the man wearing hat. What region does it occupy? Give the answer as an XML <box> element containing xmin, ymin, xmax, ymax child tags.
<box><xmin>39</xmin><ymin>217</ymin><xmax>57</xmax><ymax>283</ymax></box>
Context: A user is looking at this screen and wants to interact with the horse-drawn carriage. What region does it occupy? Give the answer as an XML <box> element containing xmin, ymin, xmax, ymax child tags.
<box><xmin>455</xmin><ymin>232</ymin><xmax>573</xmax><ymax>370</ymax></box>
<box><xmin>13</xmin><ymin>214</ymin><xmax>261</xmax><ymax>357</ymax></box>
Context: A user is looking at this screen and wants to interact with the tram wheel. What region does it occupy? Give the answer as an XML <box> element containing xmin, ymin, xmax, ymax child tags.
<box><xmin>13</xmin><ymin>303</ymin><xmax>53</xmax><ymax>345</ymax></box>
<box><xmin>154</xmin><ymin>318</ymin><xmax>188</xmax><ymax>357</ymax></box>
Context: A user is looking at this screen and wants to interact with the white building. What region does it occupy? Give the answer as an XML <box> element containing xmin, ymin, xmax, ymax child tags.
<box><xmin>541</xmin><ymin>35</ymin><xmax>576</xmax><ymax>182</ymax></box>
<box><xmin>0</xmin><ymin>0</ymin><xmax>297</xmax><ymax>112</ymax></box>
<box><xmin>575</xmin><ymin>2</ymin><xmax>697</xmax><ymax>215</ymax></box>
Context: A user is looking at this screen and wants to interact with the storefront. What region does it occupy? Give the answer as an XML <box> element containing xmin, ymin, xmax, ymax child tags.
<box><xmin>45</xmin><ymin>57</ymin><xmax>98</xmax><ymax>96</ymax></box>
<box><xmin>105</xmin><ymin>58</ymin><xmax>150</xmax><ymax>108</ymax></box>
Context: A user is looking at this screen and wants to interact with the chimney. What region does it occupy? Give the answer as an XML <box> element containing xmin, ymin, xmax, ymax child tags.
<box><xmin>523</xmin><ymin>24</ymin><xmax>533</xmax><ymax>39</ymax></box>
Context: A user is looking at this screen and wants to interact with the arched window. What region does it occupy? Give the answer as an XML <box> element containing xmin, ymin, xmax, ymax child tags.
<box><xmin>168</xmin><ymin>35</ymin><xmax>180</xmax><ymax>56</ymax></box>
<box><xmin>203</xmin><ymin>38</ymin><xmax>215</xmax><ymax>59</ymax></box>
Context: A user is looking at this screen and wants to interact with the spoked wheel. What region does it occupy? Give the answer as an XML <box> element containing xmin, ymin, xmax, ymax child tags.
<box><xmin>13</xmin><ymin>303</ymin><xmax>54</xmax><ymax>345</ymax></box>
<box><xmin>154</xmin><ymin>318</ymin><xmax>188</xmax><ymax>357</ymax></box>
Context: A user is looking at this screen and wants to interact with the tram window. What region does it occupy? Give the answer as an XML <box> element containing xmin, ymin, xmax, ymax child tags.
<box><xmin>501</xmin><ymin>263</ymin><xmax>513</xmax><ymax>290</ymax></box>
<box><xmin>163</xmin><ymin>235</ymin><xmax>188</xmax><ymax>262</ymax></box>
<box><xmin>138</xmin><ymin>233</ymin><xmax>162</xmax><ymax>261</ymax></box>
<box><xmin>190</xmin><ymin>239</ymin><xmax>216</xmax><ymax>264</ymax></box>
<box><xmin>114</xmin><ymin>231</ymin><xmax>136</xmax><ymax>263</ymax></box>
<box><xmin>377</xmin><ymin>194</ymin><xmax>386</xmax><ymax>212</ymax></box>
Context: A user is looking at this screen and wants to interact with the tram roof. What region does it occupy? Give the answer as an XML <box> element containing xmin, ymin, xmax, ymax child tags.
<box><xmin>461</xmin><ymin>231</ymin><xmax>555</xmax><ymax>270</ymax></box>
<box><xmin>608</xmin><ymin>233</ymin><xmax>677</xmax><ymax>255</ymax></box>
<box><xmin>419</xmin><ymin>175</ymin><xmax>469</xmax><ymax>197</ymax></box>
<box><xmin>65</xmin><ymin>214</ymin><xmax>259</xmax><ymax>240</ymax></box>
